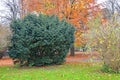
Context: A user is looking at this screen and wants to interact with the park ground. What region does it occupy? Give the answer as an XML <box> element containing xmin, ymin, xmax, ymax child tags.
<box><xmin>0</xmin><ymin>52</ymin><xmax>100</xmax><ymax>66</ymax></box>
<box><xmin>0</xmin><ymin>52</ymin><xmax>120</xmax><ymax>80</ymax></box>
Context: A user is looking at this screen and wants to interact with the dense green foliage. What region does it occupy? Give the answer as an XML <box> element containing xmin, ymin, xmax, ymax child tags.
<box><xmin>8</xmin><ymin>14</ymin><xmax>75</xmax><ymax>66</ymax></box>
<box><xmin>0</xmin><ymin>63</ymin><xmax>120</xmax><ymax>80</ymax></box>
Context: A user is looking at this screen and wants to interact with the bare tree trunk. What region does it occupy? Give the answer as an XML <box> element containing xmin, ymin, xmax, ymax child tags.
<box><xmin>70</xmin><ymin>44</ymin><xmax>75</xmax><ymax>56</ymax></box>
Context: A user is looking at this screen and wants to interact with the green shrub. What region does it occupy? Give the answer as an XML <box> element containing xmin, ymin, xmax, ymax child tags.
<box><xmin>0</xmin><ymin>25</ymin><xmax>11</xmax><ymax>59</ymax></box>
<box><xmin>9</xmin><ymin>14</ymin><xmax>75</xmax><ymax>66</ymax></box>
<box><xmin>87</xmin><ymin>17</ymin><xmax>120</xmax><ymax>73</ymax></box>
<box><xmin>101</xmin><ymin>64</ymin><xmax>118</xmax><ymax>73</ymax></box>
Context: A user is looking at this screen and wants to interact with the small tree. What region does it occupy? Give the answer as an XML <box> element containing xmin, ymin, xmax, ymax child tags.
<box><xmin>87</xmin><ymin>16</ymin><xmax>120</xmax><ymax>73</ymax></box>
<box><xmin>0</xmin><ymin>25</ymin><xmax>11</xmax><ymax>59</ymax></box>
<box><xmin>9</xmin><ymin>14</ymin><xmax>75</xmax><ymax>66</ymax></box>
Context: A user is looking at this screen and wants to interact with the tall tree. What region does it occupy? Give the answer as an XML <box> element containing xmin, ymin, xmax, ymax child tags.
<box><xmin>22</xmin><ymin>0</ymin><xmax>100</xmax><ymax>56</ymax></box>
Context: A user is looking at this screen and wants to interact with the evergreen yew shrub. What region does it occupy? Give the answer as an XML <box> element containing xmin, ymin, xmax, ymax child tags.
<box><xmin>9</xmin><ymin>14</ymin><xmax>75</xmax><ymax>66</ymax></box>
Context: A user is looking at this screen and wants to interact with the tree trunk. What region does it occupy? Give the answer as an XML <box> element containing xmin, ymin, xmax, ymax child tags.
<box><xmin>0</xmin><ymin>53</ymin><xmax>3</xmax><ymax>59</ymax></box>
<box><xmin>70</xmin><ymin>44</ymin><xmax>75</xmax><ymax>56</ymax></box>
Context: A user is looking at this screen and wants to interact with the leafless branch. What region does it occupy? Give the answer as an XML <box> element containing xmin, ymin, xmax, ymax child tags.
<box><xmin>0</xmin><ymin>0</ymin><xmax>22</xmax><ymax>24</ymax></box>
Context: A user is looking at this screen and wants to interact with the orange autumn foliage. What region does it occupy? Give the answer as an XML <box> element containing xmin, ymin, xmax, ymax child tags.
<box><xmin>22</xmin><ymin>0</ymin><xmax>101</xmax><ymax>46</ymax></box>
<box><xmin>21</xmin><ymin>0</ymin><xmax>41</xmax><ymax>12</ymax></box>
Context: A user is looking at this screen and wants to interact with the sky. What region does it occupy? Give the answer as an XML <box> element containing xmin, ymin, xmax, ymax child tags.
<box><xmin>0</xmin><ymin>0</ymin><xmax>6</xmax><ymax>12</ymax></box>
<box><xmin>97</xmin><ymin>0</ymin><xmax>107</xmax><ymax>4</ymax></box>
<box><xmin>0</xmin><ymin>0</ymin><xmax>9</xmax><ymax>18</ymax></box>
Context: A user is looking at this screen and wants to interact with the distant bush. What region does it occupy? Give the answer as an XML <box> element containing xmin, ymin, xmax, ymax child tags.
<box><xmin>0</xmin><ymin>25</ymin><xmax>11</xmax><ymax>59</ymax></box>
<box><xmin>87</xmin><ymin>17</ymin><xmax>120</xmax><ymax>73</ymax></box>
<box><xmin>9</xmin><ymin>14</ymin><xmax>75</xmax><ymax>66</ymax></box>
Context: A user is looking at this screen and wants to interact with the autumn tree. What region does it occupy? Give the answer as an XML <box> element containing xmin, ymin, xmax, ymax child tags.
<box><xmin>22</xmin><ymin>0</ymin><xmax>100</xmax><ymax>56</ymax></box>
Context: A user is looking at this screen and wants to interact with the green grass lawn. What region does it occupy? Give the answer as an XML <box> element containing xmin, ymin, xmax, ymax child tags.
<box><xmin>0</xmin><ymin>63</ymin><xmax>120</xmax><ymax>80</ymax></box>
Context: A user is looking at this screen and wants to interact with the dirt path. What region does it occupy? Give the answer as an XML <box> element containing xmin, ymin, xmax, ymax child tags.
<box><xmin>0</xmin><ymin>52</ymin><xmax>101</xmax><ymax>66</ymax></box>
<box><xmin>0</xmin><ymin>58</ymin><xmax>13</xmax><ymax>66</ymax></box>
<box><xmin>66</xmin><ymin>52</ymin><xmax>101</xmax><ymax>63</ymax></box>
